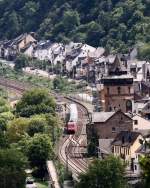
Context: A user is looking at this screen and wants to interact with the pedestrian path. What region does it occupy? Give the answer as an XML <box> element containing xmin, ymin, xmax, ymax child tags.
<box><xmin>47</xmin><ymin>161</ymin><xmax>60</xmax><ymax>188</ymax></box>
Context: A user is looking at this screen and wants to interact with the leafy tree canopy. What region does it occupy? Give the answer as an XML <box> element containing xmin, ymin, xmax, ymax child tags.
<box><xmin>7</xmin><ymin>117</ymin><xmax>29</xmax><ymax>143</ymax></box>
<box><xmin>138</xmin><ymin>43</ymin><xmax>150</xmax><ymax>61</ymax></box>
<box><xmin>15</xmin><ymin>88</ymin><xmax>56</xmax><ymax>117</ymax></box>
<box><xmin>14</xmin><ymin>53</ymin><xmax>30</xmax><ymax>71</ymax></box>
<box><xmin>26</xmin><ymin>115</ymin><xmax>48</xmax><ymax>136</ymax></box>
<box><xmin>0</xmin><ymin>0</ymin><xmax>149</xmax><ymax>52</ymax></box>
<box><xmin>139</xmin><ymin>140</ymin><xmax>150</xmax><ymax>187</ymax></box>
<box><xmin>27</xmin><ymin>133</ymin><xmax>54</xmax><ymax>177</ymax></box>
<box><xmin>0</xmin><ymin>148</ymin><xmax>27</xmax><ymax>188</ymax></box>
<box><xmin>140</xmin><ymin>155</ymin><xmax>150</xmax><ymax>187</ymax></box>
<box><xmin>77</xmin><ymin>156</ymin><xmax>127</xmax><ymax>188</ymax></box>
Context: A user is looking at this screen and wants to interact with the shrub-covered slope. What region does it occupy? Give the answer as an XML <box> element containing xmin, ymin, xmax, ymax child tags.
<box><xmin>0</xmin><ymin>0</ymin><xmax>149</xmax><ymax>52</ymax></box>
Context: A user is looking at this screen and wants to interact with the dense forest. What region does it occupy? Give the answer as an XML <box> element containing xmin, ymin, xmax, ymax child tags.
<box><xmin>0</xmin><ymin>0</ymin><xmax>150</xmax><ymax>52</ymax></box>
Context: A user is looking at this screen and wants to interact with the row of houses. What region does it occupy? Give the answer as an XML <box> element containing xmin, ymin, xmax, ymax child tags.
<box><xmin>0</xmin><ymin>32</ymin><xmax>145</xmax><ymax>85</ymax></box>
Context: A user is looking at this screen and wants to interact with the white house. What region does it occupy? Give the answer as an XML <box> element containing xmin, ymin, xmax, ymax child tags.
<box><xmin>33</xmin><ymin>40</ymin><xmax>53</xmax><ymax>61</ymax></box>
<box><xmin>133</xmin><ymin>114</ymin><xmax>150</xmax><ymax>133</ymax></box>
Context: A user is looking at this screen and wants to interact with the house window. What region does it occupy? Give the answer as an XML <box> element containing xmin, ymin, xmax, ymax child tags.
<box><xmin>112</xmin><ymin>127</ymin><xmax>116</xmax><ymax>133</ymax></box>
<box><xmin>134</xmin><ymin>165</ymin><xmax>137</xmax><ymax>171</ymax></box>
<box><xmin>126</xmin><ymin>100</ymin><xmax>132</xmax><ymax>112</ymax></box>
<box><xmin>112</xmin><ymin>146</ymin><xmax>114</xmax><ymax>153</ymax></box>
<box><xmin>128</xmin><ymin>87</ymin><xmax>131</xmax><ymax>94</ymax></box>
<box><xmin>134</xmin><ymin>120</ymin><xmax>138</xmax><ymax>125</ymax></box>
<box><xmin>107</xmin><ymin>87</ymin><xmax>109</xmax><ymax>94</ymax></box>
<box><xmin>117</xmin><ymin>87</ymin><xmax>121</xmax><ymax>94</ymax></box>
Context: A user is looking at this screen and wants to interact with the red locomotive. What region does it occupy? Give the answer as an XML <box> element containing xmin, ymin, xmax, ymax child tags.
<box><xmin>65</xmin><ymin>103</ymin><xmax>78</xmax><ymax>134</ymax></box>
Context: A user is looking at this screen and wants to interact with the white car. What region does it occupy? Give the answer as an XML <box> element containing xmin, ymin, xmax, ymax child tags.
<box><xmin>26</xmin><ymin>177</ymin><xmax>37</xmax><ymax>188</ymax></box>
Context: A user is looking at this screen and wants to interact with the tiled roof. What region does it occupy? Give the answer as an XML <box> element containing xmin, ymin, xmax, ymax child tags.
<box><xmin>112</xmin><ymin>131</ymin><xmax>141</xmax><ymax>147</ymax></box>
<box><xmin>92</xmin><ymin>112</ymin><xmax>115</xmax><ymax>123</ymax></box>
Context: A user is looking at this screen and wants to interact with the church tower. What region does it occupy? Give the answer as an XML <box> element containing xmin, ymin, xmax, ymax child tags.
<box><xmin>101</xmin><ymin>56</ymin><xmax>134</xmax><ymax>112</ymax></box>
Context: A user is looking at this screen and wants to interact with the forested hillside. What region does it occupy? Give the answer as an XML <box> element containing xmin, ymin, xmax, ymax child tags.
<box><xmin>0</xmin><ymin>0</ymin><xmax>150</xmax><ymax>52</ymax></box>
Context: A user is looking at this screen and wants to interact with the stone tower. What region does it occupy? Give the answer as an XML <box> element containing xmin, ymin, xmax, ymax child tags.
<box><xmin>101</xmin><ymin>55</ymin><xmax>134</xmax><ymax>112</ymax></box>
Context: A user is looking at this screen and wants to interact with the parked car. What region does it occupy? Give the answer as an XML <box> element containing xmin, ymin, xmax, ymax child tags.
<box><xmin>26</xmin><ymin>177</ymin><xmax>37</xmax><ymax>188</ymax></box>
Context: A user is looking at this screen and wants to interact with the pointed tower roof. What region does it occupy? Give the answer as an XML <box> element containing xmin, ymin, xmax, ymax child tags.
<box><xmin>109</xmin><ymin>55</ymin><xmax>127</xmax><ymax>75</ymax></box>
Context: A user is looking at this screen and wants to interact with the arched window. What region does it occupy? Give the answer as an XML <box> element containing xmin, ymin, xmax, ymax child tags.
<box><xmin>126</xmin><ymin>100</ymin><xmax>132</xmax><ymax>112</ymax></box>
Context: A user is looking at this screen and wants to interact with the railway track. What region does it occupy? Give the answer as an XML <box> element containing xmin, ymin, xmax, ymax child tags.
<box><xmin>58</xmin><ymin>98</ymin><xmax>89</xmax><ymax>178</ymax></box>
<box><xmin>0</xmin><ymin>77</ymin><xmax>89</xmax><ymax>178</ymax></box>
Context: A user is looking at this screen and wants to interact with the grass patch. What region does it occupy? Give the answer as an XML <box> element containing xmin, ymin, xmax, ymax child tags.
<box><xmin>0</xmin><ymin>62</ymin><xmax>84</xmax><ymax>95</ymax></box>
<box><xmin>36</xmin><ymin>181</ymin><xmax>48</xmax><ymax>188</ymax></box>
<box><xmin>0</xmin><ymin>62</ymin><xmax>53</xmax><ymax>90</ymax></box>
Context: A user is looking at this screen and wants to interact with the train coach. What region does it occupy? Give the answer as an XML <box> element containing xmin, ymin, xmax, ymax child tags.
<box><xmin>66</xmin><ymin>103</ymin><xmax>78</xmax><ymax>134</ymax></box>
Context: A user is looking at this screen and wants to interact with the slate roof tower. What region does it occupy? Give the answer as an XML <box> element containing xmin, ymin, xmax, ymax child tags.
<box><xmin>101</xmin><ymin>55</ymin><xmax>134</xmax><ymax>112</ymax></box>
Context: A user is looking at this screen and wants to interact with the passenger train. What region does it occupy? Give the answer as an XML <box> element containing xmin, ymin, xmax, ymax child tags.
<box><xmin>65</xmin><ymin>103</ymin><xmax>78</xmax><ymax>134</ymax></box>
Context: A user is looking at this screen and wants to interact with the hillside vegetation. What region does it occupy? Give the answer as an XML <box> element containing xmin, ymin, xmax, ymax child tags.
<box><xmin>0</xmin><ymin>0</ymin><xmax>150</xmax><ymax>52</ymax></box>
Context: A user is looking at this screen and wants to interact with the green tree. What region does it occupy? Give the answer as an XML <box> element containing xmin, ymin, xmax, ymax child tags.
<box><xmin>27</xmin><ymin>115</ymin><xmax>47</xmax><ymax>136</ymax></box>
<box><xmin>0</xmin><ymin>131</ymin><xmax>9</xmax><ymax>148</ymax></box>
<box><xmin>3</xmin><ymin>10</ymin><xmax>21</xmax><ymax>39</ymax></box>
<box><xmin>0</xmin><ymin>116</ymin><xmax>9</xmax><ymax>148</ymax></box>
<box><xmin>45</xmin><ymin>114</ymin><xmax>61</xmax><ymax>144</ymax></box>
<box><xmin>86</xmin><ymin>21</ymin><xmax>105</xmax><ymax>46</ymax></box>
<box><xmin>7</xmin><ymin>118</ymin><xmax>29</xmax><ymax>143</ymax></box>
<box><xmin>0</xmin><ymin>148</ymin><xmax>27</xmax><ymax>188</ymax></box>
<box><xmin>139</xmin><ymin>139</ymin><xmax>150</xmax><ymax>187</ymax></box>
<box><xmin>53</xmin><ymin>76</ymin><xmax>64</xmax><ymax>90</ymax></box>
<box><xmin>0</xmin><ymin>0</ymin><xmax>149</xmax><ymax>51</ymax></box>
<box><xmin>63</xmin><ymin>10</ymin><xmax>80</xmax><ymax>33</ymax></box>
<box><xmin>0</xmin><ymin>97</ymin><xmax>10</xmax><ymax>113</ymax></box>
<box><xmin>138</xmin><ymin>43</ymin><xmax>150</xmax><ymax>61</ymax></box>
<box><xmin>15</xmin><ymin>89</ymin><xmax>56</xmax><ymax>117</ymax></box>
<box><xmin>27</xmin><ymin>134</ymin><xmax>54</xmax><ymax>177</ymax></box>
<box><xmin>140</xmin><ymin>155</ymin><xmax>150</xmax><ymax>187</ymax></box>
<box><xmin>77</xmin><ymin>156</ymin><xmax>127</xmax><ymax>188</ymax></box>
<box><xmin>14</xmin><ymin>53</ymin><xmax>29</xmax><ymax>71</ymax></box>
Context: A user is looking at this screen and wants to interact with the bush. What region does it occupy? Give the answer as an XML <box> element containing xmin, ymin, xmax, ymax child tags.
<box><xmin>14</xmin><ymin>53</ymin><xmax>29</xmax><ymax>71</ymax></box>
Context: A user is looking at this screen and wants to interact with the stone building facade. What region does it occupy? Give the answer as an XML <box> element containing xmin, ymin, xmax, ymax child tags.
<box><xmin>101</xmin><ymin>56</ymin><xmax>134</xmax><ymax>112</ymax></box>
<box><xmin>86</xmin><ymin>110</ymin><xmax>133</xmax><ymax>141</ymax></box>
